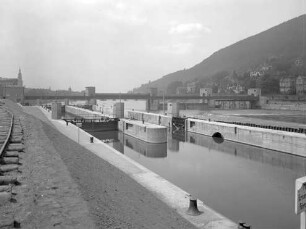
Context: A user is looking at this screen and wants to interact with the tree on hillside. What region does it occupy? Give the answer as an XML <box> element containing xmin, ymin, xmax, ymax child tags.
<box><xmin>257</xmin><ymin>74</ymin><xmax>279</xmax><ymax>95</ymax></box>
<box><xmin>243</xmin><ymin>78</ymin><xmax>257</xmax><ymax>89</ymax></box>
<box><xmin>289</xmin><ymin>63</ymin><xmax>306</xmax><ymax>76</ymax></box>
<box><xmin>166</xmin><ymin>81</ymin><xmax>183</xmax><ymax>95</ymax></box>
<box><xmin>210</xmin><ymin>71</ymin><xmax>229</xmax><ymax>83</ymax></box>
<box><xmin>272</xmin><ymin>58</ymin><xmax>292</xmax><ymax>73</ymax></box>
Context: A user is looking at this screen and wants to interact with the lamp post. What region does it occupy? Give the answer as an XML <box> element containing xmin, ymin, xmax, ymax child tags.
<box><xmin>76</xmin><ymin>122</ymin><xmax>82</xmax><ymax>143</ymax></box>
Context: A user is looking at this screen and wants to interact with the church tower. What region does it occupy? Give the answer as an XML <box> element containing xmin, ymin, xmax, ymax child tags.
<box><xmin>17</xmin><ymin>68</ymin><xmax>23</xmax><ymax>86</ymax></box>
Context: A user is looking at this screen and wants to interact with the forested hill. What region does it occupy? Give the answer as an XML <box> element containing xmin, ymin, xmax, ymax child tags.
<box><xmin>133</xmin><ymin>14</ymin><xmax>306</xmax><ymax>94</ymax></box>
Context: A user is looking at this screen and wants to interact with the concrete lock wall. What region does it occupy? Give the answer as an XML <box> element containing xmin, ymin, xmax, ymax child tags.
<box><xmin>51</xmin><ymin>102</ymin><xmax>62</xmax><ymax>119</ymax></box>
<box><xmin>112</xmin><ymin>102</ymin><xmax>124</xmax><ymax>118</ymax></box>
<box><xmin>261</xmin><ymin>102</ymin><xmax>306</xmax><ymax>111</ymax></box>
<box><xmin>65</xmin><ymin>105</ymin><xmax>104</xmax><ymax>119</ymax></box>
<box><xmin>127</xmin><ymin>110</ymin><xmax>172</xmax><ymax>127</ymax></box>
<box><xmin>187</xmin><ymin>118</ymin><xmax>306</xmax><ymax>156</ymax></box>
<box><xmin>88</xmin><ymin>98</ymin><xmax>97</xmax><ymax>106</ymax></box>
<box><xmin>167</xmin><ymin>103</ymin><xmax>180</xmax><ymax>117</ymax></box>
<box><xmin>119</xmin><ymin>119</ymin><xmax>167</xmax><ymax>143</ymax></box>
<box><xmin>64</xmin><ymin>99</ymin><xmax>69</xmax><ymax>105</ymax></box>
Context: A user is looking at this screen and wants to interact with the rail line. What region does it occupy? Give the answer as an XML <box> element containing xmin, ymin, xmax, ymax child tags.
<box><xmin>0</xmin><ymin>107</ymin><xmax>14</xmax><ymax>157</ymax></box>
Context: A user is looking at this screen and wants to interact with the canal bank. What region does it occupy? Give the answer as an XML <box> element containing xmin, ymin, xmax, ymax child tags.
<box><xmin>38</xmin><ymin>106</ymin><xmax>236</xmax><ymax>229</ymax></box>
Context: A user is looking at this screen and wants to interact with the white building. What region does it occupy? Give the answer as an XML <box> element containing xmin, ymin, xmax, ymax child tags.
<box><xmin>248</xmin><ymin>88</ymin><xmax>261</xmax><ymax>97</ymax></box>
<box><xmin>200</xmin><ymin>88</ymin><xmax>212</xmax><ymax>97</ymax></box>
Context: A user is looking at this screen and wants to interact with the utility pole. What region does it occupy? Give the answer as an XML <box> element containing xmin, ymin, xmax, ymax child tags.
<box><xmin>163</xmin><ymin>91</ymin><xmax>165</xmax><ymax>115</ymax></box>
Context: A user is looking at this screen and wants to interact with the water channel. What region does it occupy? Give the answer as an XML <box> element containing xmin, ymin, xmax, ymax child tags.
<box><xmin>88</xmin><ymin>129</ymin><xmax>305</xmax><ymax>229</ymax></box>
<box><xmin>64</xmin><ymin>99</ymin><xmax>304</xmax><ymax>229</ymax></box>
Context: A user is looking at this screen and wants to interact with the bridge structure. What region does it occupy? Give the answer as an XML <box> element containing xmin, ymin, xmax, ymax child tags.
<box><xmin>25</xmin><ymin>93</ymin><xmax>258</xmax><ymax>101</ymax></box>
<box><xmin>24</xmin><ymin>93</ymin><xmax>259</xmax><ymax>111</ymax></box>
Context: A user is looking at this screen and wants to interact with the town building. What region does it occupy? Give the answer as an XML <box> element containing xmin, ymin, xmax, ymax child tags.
<box><xmin>148</xmin><ymin>87</ymin><xmax>158</xmax><ymax>96</ymax></box>
<box><xmin>200</xmin><ymin>88</ymin><xmax>212</xmax><ymax>97</ymax></box>
<box><xmin>250</xmin><ymin>71</ymin><xmax>264</xmax><ymax>80</ymax></box>
<box><xmin>279</xmin><ymin>77</ymin><xmax>296</xmax><ymax>95</ymax></box>
<box><xmin>85</xmin><ymin>86</ymin><xmax>96</xmax><ymax>96</ymax></box>
<box><xmin>227</xmin><ymin>84</ymin><xmax>245</xmax><ymax>94</ymax></box>
<box><xmin>248</xmin><ymin>88</ymin><xmax>261</xmax><ymax>97</ymax></box>
<box><xmin>0</xmin><ymin>68</ymin><xmax>24</xmax><ymax>102</ymax></box>
<box><xmin>295</xmin><ymin>58</ymin><xmax>303</xmax><ymax>67</ymax></box>
<box><xmin>209</xmin><ymin>98</ymin><xmax>251</xmax><ymax>109</ymax></box>
<box><xmin>296</xmin><ymin>76</ymin><xmax>306</xmax><ymax>95</ymax></box>
<box><xmin>0</xmin><ymin>86</ymin><xmax>25</xmax><ymax>102</ymax></box>
<box><xmin>176</xmin><ymin>87</ymin><xmax>187</xmax><ymax>95</ymax></box>
<box><xmin>0</xmin><ymin>78</ymin><xmax>18</xmax><ymax>86</ymax></box>
<box><xmin>186</xmin><ymin>82</ymin><xmax>197</xmax><ymax>94</ymax></box>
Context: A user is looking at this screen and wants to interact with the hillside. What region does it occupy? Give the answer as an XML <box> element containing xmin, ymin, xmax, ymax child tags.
<box><xmin>133</xmin><ymin>14</ymin><xmax>306</xmax><ymax>94</ymax></box>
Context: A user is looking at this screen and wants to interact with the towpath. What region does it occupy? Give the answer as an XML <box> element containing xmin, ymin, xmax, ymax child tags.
<box><xmin>1</xmin><ymin>100</ymin><xmax>195</xmax><ymax>229</ymax></box>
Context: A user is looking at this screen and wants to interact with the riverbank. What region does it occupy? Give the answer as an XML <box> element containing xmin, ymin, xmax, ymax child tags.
<box><xmin>2</xmin><ymin>100</ymin><xmax>196</xmax><ymax>229</ymax></box>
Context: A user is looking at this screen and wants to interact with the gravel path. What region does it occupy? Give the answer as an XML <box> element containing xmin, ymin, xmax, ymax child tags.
<box><xmin>3</xmin><ymin>101</ymin><xmax>195</xmax><ymax>229</ymax></box>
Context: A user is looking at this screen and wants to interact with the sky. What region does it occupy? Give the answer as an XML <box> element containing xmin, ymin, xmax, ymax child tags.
<box><xmin>1</xmin><ymin>0</ymin><xmax>305</xmax><ymax>93</ymax></box>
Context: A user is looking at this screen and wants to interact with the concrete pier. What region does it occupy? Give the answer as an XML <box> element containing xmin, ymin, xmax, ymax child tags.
<box><xmin>119</xmin><ymin>119</ymin><xmax>167</xmax><ymax>143</ymax></box>
<box><xmin>127</xmin><ymin>110</ymin><xmax>172</xmax><ymax>127</ymax></box>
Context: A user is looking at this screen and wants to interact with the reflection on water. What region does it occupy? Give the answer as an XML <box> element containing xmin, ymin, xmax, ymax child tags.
<box><xmin>89</xmin><ymin>130</ymin><xmax>306</xmax><ymax>229</ymax></box>
<box><xmin>187</xmin><ymin>132</ymin><xmax>306</xmax><ymax>174</ymax></box>
<box><xmin>89</xmin><ymin>131</ymin><xmax>167</xmax><ymax>158</ymax></box>
<box><xmin>212</xmin><ymin>136</ymin><xmax>224</xmax><ymax>144</ymax></box>
<box><xmin>124</xmin><ymin>134</ymin><xmax>167</xmax><ymax>158</ymax></box>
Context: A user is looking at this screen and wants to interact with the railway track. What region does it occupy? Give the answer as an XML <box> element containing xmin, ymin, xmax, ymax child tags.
<box><xmin>0</xmin><ymin>106</ymin><xmax>24</xmax><ymax>228</ymax></box>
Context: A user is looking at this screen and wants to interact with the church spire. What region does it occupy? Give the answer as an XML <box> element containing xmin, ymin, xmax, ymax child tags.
<box><xmin>17</xmin><ymin>67</ymin><xmax>23</xmax><ymax>86</ymax></box>
<box><xmin>18</xmin><ymin>67</ymin><xmax>22</xmax><ymax>80</ymax></box>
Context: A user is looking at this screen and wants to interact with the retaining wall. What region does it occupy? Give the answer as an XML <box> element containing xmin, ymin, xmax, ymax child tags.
<box><xmin>187</xmin><ymin>118</ymin><xmax>306</xmax><ymax>157</ymax></box>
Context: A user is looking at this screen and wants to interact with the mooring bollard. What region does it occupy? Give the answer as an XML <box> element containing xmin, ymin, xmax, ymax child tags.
<box><xmin>186</xmin><ymin>195</ymin><xmax>201</xmax><ymax>216</ymax></box>
<box><xmin>238</xmin><ymin>221</ymin><xmax>245</xmax><ymax>229</ymax></box>
<box><xmin>238</xmin><ymin>221</ymin><xmax>251</xmax><ymax>229</ymax></box>
<box><xmin>90</xmin><ymin>137</ymin><xmax>94</xmax><ymax>143</ymax></box>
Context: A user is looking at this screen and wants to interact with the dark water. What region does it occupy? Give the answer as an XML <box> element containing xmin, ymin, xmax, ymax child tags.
<box><xmin>88</xmin><ymin>130</ymin><xmax>306</xmax><ymax>229</ymax></box>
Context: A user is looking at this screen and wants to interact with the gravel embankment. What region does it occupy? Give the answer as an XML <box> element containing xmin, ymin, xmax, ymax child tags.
<box><xmin>2</xmin><ymin>101</ymin><xmax>196</xmax><ymax>229</ymax></box>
